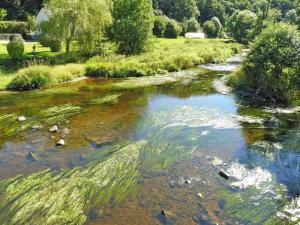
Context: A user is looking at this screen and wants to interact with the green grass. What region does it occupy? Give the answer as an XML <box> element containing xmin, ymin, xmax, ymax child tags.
<box><xmin>1</xmin><ymin>38</ymin><xmax>242</xmax><ymax>91</ymax></box>
<box><xmin>0</xmin><ymin>41</ymin><xmax>56</xmax><ymax>62</ymax></box>
<box><xmin>86</xmin><ymin>38</ymin><xmax>243</xmax><ymax>77</ymax></box>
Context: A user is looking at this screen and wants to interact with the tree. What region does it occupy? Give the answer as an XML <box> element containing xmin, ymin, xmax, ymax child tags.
<box><xmin>153</xmin><ymin>16</ymin><xmax>167</xmax><ymax>37</ymax></box>
<box><xmin>241</xmin><ymin>23</ymin><xmax>300</xmax><ymax>104</ymax></box>
<box><xmin>40</xmin><ymin>0</ymin><xmax>112</xmax><ymax>53</ymax></box>
<box><xmin>111</xmin><ymin>0</ymin><xmax>153</xmax><ymax>55</ymax></box>
<box><xmin>164</xmin><ymin>19</ymin><xmax>182</xmax><ymax>38</ymax></box>
<box><xmin>226</xmin><ymin>10</ymin><xmax>258</xmax><ymax>44</ymax></box>
<box><xmin>203</xmin><ymin>20</ymin><xmax>217</xmax><ymax>37</ymax></box>
<box><xmin>153</xmin><ymin>0</ymin><xmax>199</xmax><ymax>22</ymax></box>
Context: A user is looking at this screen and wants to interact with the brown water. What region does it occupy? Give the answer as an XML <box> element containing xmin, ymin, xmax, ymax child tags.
<box><xmin>0</xmin><ymin>66</ymin><xmax>299</xmax><ymax>225</ymax></box>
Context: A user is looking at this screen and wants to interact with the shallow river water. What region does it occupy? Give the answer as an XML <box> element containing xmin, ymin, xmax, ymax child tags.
<box><xmin>0</xmin><ymin>60</ymin><xmax>299</xmax><ymax>224</ymax></box>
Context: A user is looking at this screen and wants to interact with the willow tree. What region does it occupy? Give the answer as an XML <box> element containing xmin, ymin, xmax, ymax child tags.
<box><xmin>41</xmin><ymin>0</ymin><xmax>112</xmax><ymax>53</ymax></box>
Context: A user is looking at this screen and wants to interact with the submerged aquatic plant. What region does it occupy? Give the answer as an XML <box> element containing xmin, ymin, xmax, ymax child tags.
<box><xmin>89</xmin><ymin>93</ymin><xmax>122</xmax><ymax>105</ymax></box>
<box><xmin>0</xmin><ymin>141</ymin><xmax>145</xmax><ymax>225</ymax></box>
<box><xmin>0</xmin><ymin>104</ymin><xmax>82</xmax><ymax>138</ymax></box>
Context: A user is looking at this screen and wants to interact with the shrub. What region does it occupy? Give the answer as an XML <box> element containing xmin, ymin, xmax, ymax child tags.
<box><xmin>0</xmin><ymin>8</ymin><xmax>7</xmax><ymax>20</ymax></box>
<box><xmin>8</xmin><ymin>66</ymin><xmax>52</xmax><ymax>91</ymax></box>
<box><xmin>226</xmin><ymin>10</ymin><xmax>257</xmax><ymax>44</ymax></box>
<box><xmin>8</xmin><ymin>64</ymin><xmax>86</xmax><ymax>91</ymax></box>
<box><xmin>203</xmin><ymin>21</ymin><xmax>217</xmax><ymax>38</ymax></box>
<box><xmin>39</xmin><ymin>35</ymin><xmax>62</xmax><ymax>52</ymax></box>
<box><xmin>153</xmin><ymin>16</ymin><xmax>167</xmax><ymax>37</ymax></box>
<box><xmin>238</xmin><ymin>23</ymin><xmax>300</xmax><ymax>105</ymax></box>
<box><xmin>0</xmin><ymin>21</ymin><xmax>29</xmax><ymax>36</ymax></box>
<box><xmin>164</xmin><ymin>19</ymin><xmax>182</xmax><ymax>38</ymax></box>
<box><xmin>186</xmin><ymin>18</ymin><xmax>201</xmax><ymax>32</ymax></box>
<box><xmin>7</xmin><ymin>35</ymin><xmax>25</xmax><ymax>59</ymax></box>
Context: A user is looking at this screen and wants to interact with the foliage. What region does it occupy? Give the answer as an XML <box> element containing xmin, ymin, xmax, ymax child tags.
<box><xmin>110</xmin><ymin>0</ymin><xmax>153</xmax><ymax>55</ymax></box>
<box><xmin>153</xmin><ymin>0</ymin><xmax>199</xmax><ymax>22</ymax></box>
<box><xmin>203</xmin><ymin>20</ymin><xmax>218</xmax><ymax>38</ymax></box>
<box><xmin>235</xmin><ymin>23</ymin><xmax>300</xmax><ymax>105</ymax></box>
<box><xmin>26</xmin><ymin>15</ymin><xmax>36</xmax><ymax>32</ymax></box>
<box><xmin>8</xmin><ymin>64</ymin><xmax>86</xmax><ymax>91</ymax></box>
<box><xmin>86</xmin><ymin>38</ymin><xmax>242</xmax><ymax>78</ymax></box>
<box><xmin>0</xmin><ymin>8</ymin><xmax>6</xmax><ymax>20</ymax></box>
<box><xmin>7</xmin><ymin>35</ymin><xmax>24</xmax><ymax>59</ymax></box>
<box><xmin>211</xmin><ymin>17</ymin><xmax>222</xmax><ymax>37</ymax></box>
<box><xmin>185</xmin><ymin>17</ymin><xmax>201</xmax><ymax>32</ymax></box>
<box><xmin>0</xmin><ymin>21</ymin><xmax>29</xmax><ymax>35</ymax></box>
<box><xmin>226</xmin><ymin>10</ymin><xmax>258</xmax><ymax>44</ymax></box>
<box><xmin>41</xmin><ymin>0</ymin><xmax>112</xmax><ymax>53</ymax></box>
<box><xmin>153</xmin><ymin>16</ymin><xmax>167</xmax><ymax>37</ymax></box>
<box><xmin>164</xmin><ymin>19</ymin><xmax>182</xmax><ymax>38</ymax></box>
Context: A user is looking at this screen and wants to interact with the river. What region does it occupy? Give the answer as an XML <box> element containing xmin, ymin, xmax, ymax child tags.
<box><xmin>0</xmin><ymin>55</ymin><xmax>299</xmax><ymax>224</ymax></box>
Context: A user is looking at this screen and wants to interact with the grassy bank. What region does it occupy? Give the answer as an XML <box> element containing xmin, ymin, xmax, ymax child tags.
<box><xmin>86</xmin><ymin>38</ymin><xmax>242</xmax><ymax>77</ymax></box>
<box><xmin>1</xmin><ymin>38</ymin><xmax>242</xmax><ymax>91</ymax></box>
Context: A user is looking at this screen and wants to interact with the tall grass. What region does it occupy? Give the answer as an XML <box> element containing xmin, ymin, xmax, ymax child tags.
<box><xmin>86</xmin><ymin>38</ymin><xmax>243</xmax><ymax>77</ymax></box>
<box><xmin>8</xmin><ymin>64</ymin><xmax>86</xmax><ymax>91</ymax></box>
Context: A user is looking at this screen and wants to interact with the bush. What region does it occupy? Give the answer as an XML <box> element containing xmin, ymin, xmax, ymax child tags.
<box><xmin>153</xmin><ymin>16</ymin><xmax>167</xmax><ymax>37</ymax></box>
<box><xmin>0</xmin><ymin>21</ymin><xmax>29</xmax><ymax>36</ymax></box>
<box><xmin>164</xmin><ymin>20</ymin><xmax>182</xmax><ymax>38</ymax></box>
<box><xmin>0</xmin><ymin>8</ymin><xmax>7</xmax><ymax>20</ymax></box>
<box><xmin>8</xmin><ymin>66</ymin><xmax>52</xmax><ymax>91</ymax></box>
<box><xmin>8</xmin><ymin>64</ymin><xmax>86</xmax><ymax>91</ymax></box>
<box><xmin>39</xmin><ymin>35</ymin><xmax>62</xmax><ymax>52</ymax></box>
<box><xmin>226</xmin><ymin>10</ymin><xmax>257</xmax><ymax>44</ymax></box>
<box><xmin>186</xmin><ymin>18</ymin><xmax>201</xmax><ymax>33</ymax></box>
<box><xmin>7</xmin><ymin>35</ymin><xmax>25</xmax><ymax>59</ymax></box>
<box><xmin>203</xmin><ymin>21</ymin><xmax>217</xmax><ymax>38</ymax></box>
<box><xmin>237</xmin><ymin>23</ymin><xmax>300</xmax><ymax>105</ymax></box>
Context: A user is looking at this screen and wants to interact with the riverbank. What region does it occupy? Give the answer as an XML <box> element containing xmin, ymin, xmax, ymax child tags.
<box><xmin>0</xmin><ymin>38</ymin><xmax>243</xmax><ymax>91</ymax></box>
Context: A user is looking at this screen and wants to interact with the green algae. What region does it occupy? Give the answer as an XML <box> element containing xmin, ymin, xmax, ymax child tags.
<box><xmin>89</xmin><ymin>93</ymin><xmax>122</xmax><ymax>105</ymax></box>
<box><xmin>0</xmin><ymin>103</ymin><xmax>82</xmax><ymax>139</ymax></box>
<box><xmin>0</xmin><ymin>141</ymin><xmax>146</xmax><ymax>225</ymax></box>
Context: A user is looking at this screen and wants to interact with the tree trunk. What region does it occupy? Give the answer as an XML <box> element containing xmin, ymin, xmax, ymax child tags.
<box><xmin>66</xmin><ymin>39</ymin><xmax>71</xmax><ymax>53</ymax></box>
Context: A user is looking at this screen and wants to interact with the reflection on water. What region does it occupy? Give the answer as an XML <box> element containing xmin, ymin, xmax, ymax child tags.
<box><xmin>0</xmin><ymin>67</ymin><xmax>299</xmax><ymax>224</ymax></box>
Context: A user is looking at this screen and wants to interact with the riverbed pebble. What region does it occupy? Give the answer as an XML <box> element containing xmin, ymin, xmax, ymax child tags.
<box><xmin>18</xmin><ymin>116</ymin><xmax>26</xmax><ymax>122</ymax></box>
<box><xmin>49</xmin><ymin>125</ymin><xmax>58</xmax><ymax>133</ymax></box>
<box><xmin>56</xmin><ymin>139</ymin><xmax>65</xmax><ymax>146</ymax></box>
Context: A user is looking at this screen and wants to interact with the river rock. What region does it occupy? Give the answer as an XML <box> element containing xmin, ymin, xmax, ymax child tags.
<box><xmin>197</xmin><ymin>192</ymin><xmax>204</xmax><ymax>199</ymax></box>
<box><xmin>62</xmin><ymin>128</ymin><xmax>70</xmax><ymax>134</ymax></box>
<box><xmin>218</xmin><ymin>170</ymin><xmax>230</xmax><ymax>180</ymax></box>
<box><xmin>26</xmin><ymin>152</ymin><xmax>37</xmax><ymax>162</ymax></box>
<box><xmin>49</xmin><ymin>125</ymin><xmax>58</xmax><ymax>133</ymax></box>
<box><xmin>31</xmin><ymin>125</ymin><xmax>43</xmax><ymax>130</ymax></box>
<box><xmin>56</xmin><ymin>139</ymin><xmax>65</xmax><ymax>146</ymax></box>
<box><xmin>18</xmin><ymin>116</ymin><xmax>26</xmax><ymax>122</ymax></box>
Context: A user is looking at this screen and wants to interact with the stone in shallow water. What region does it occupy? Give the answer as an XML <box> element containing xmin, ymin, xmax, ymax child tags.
<box><xmin>26</xmin><ymin>152</ymin><xmax>37</xmax><ymax>162</ymax></box>
<box><xmin>218</xmin><ymin>171</ymin><xmax>230</xmax><ymax>180</ymax></box>
<box><xmin>49</xmin><ymin>125</ymin><xmax>58</xmax><ymax>133</ymax></box>
<box><xmin>56</xmin><ymin>139</ymin><xmax>65</xmax><ymax>146</ymax></box>
<box><xmin>31</xmin><ymin>125</ymin><xmax>43</xmax><ymax>130</ymax></box>
<box><xmin>62</xmin><ymin>128</ymin><xmax>70</xmax><ymax>134</ymax></box>
<box><xmin>18</xmin><ymin>116</ymin><xmax>26</xmax><ymax>122</ymax></box>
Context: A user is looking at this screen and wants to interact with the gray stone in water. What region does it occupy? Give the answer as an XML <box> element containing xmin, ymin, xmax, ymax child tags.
<box><xmin>26</xmin><ymin>152</ymin><xmax>37</xmax><ymax>162</ymax></box>
<box><xmin>62</xmin><ymin>128</ymin><xmax>70</xmax><ymax>134</ymax></box>
<box><xmin>49</xmin><ymin>125</ymin><xmax>58</xmax><ymax>133</ymax></box>
<box><xmin>218</xmin><ymin>170</ymin><xmax>230</xmax><ymax>180</ymax></box>
<box><xmin>18</xmin><ymin>116</ymin><xmax>26</xmax><ymax>122</ymax></box>
<box><xmin>56</xmin><ymin>139</ymin><xmax>65</xmax><ymax>146</ymax></box>
<box><xmin>31</xmin><ymin>125</ymin><xmax>43</xmax><ymax>130</ymax></box>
